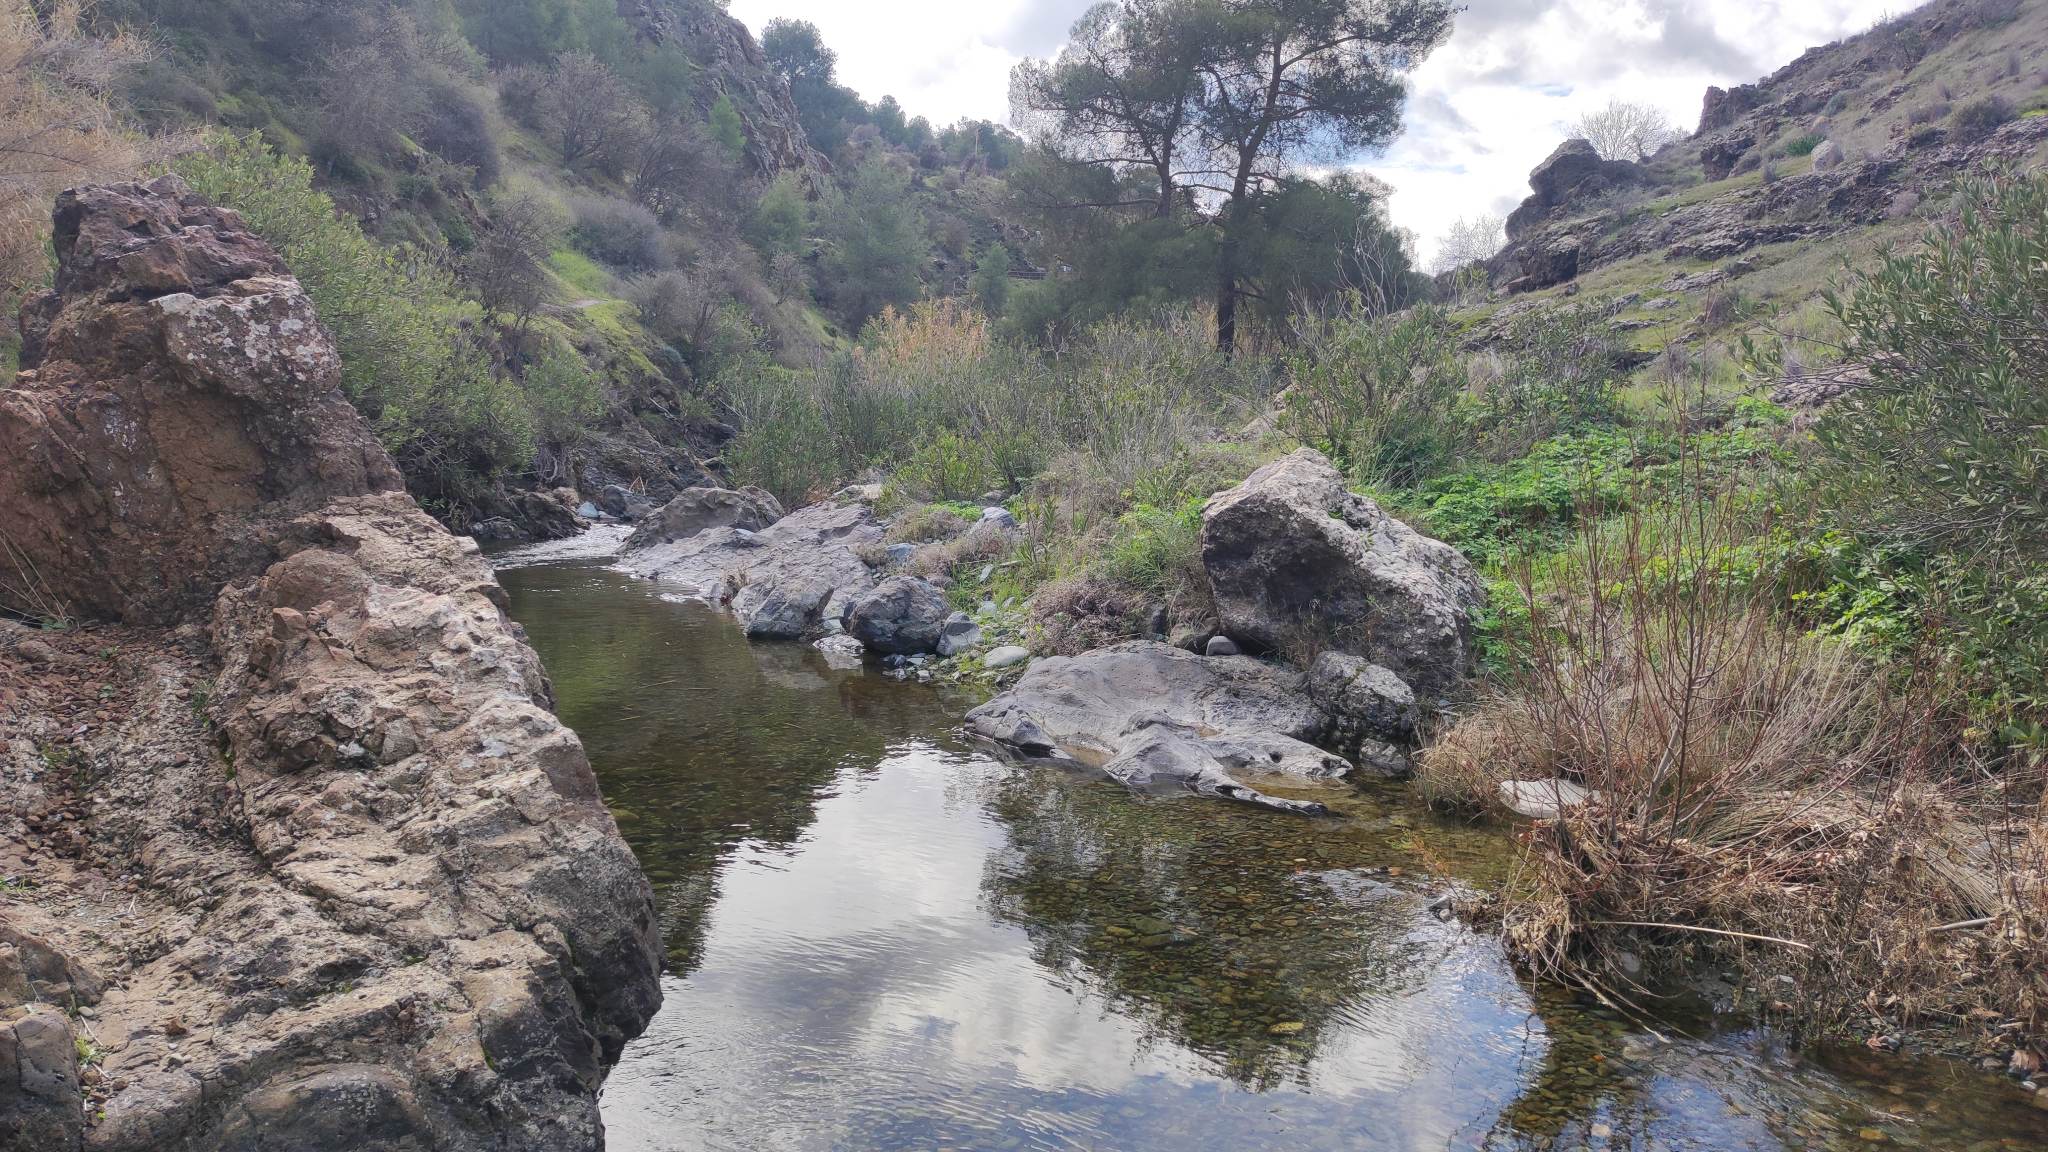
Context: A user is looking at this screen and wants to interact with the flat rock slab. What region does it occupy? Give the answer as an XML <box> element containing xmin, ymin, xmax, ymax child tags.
<box><xmin>1498</xmin><ymin>779</ymin><xmax>1601</xmax><ymax>820</ymax></box>
<box><xmin>619</xmin><ymin>497</ymin><xmax>884</xmax><ymax>639</ymax></box>
<box><xmin>965</xmin><ymin>641</ymin><xmax>1349</xmax><ymax>815</ymax></box>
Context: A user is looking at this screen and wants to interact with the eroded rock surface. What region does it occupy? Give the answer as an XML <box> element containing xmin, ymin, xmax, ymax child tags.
<box><xmin>618</xmin><ymin>491</ymin><xmax>884</xmax><ymax>640</ymax></box>
<box><xmin>0</xmin><ymin>181</ymin><xmax>404</xmax><ymax>625</ymax></box>
<box><xmin>965</xmin><ymin>641</ymin><xmax>1351</xmax><ymax>814</ymax></box>
<box><xmin>1200</xmin><ymin>449</ymin><xmax>1484</xmax><ymax>700</ymax></box>
<box><xmin>0</xmin><ymin>179</ymin><xmax>659</xmax><ymax>1152</ymax></box>
<box><xmin>625</xmin><ymin>485</ymin><xmax>784</xmax><ymax>550</ymax></box>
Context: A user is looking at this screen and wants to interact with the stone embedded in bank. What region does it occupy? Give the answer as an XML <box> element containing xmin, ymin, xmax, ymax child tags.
<box><xmin>848</xmin><ymin>576</ymin><xmax>954</xmax><ymax>655</ymax></box>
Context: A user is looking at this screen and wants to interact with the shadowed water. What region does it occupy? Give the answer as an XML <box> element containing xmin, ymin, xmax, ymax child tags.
<box><xmin>497</xmin><ymin>555</ymin><xmax>2047</xmax><ymax>1152</ymax></box>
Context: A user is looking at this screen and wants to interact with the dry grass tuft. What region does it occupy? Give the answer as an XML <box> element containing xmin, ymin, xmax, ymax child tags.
<box><xmin>1</xmin><ymin>2</ymin><xmax>163</xmax><ymax>299</ymax></box>
<box><xmin>1423</xmin><ymin>463</ymin><xmax>2047</xmax><ymax>1050</ymax></box>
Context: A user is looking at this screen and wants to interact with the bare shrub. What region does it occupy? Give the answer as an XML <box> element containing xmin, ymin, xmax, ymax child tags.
<box><xmin>1424</xmin><ymin>468</ymin><xmax>2045</xmax><ymax>1044</ymax></box>
<box><xmin>540</xmin><ymin>52</ymin><xmax>647</xmax><ymax>174</ymax></box>
<box><xmin>464</xmin><ymin>189</ymin><xmax>564</xmax><ymax>322</ymax></box>
<box><xmin>1570</xmin><ymin>98</ymin><xmax>1680</xmax><ymax>162</ymax></box>
<box><xmin>1697</xmin><ymin>285</ymin><xmax>1742</xmax><ymax>328</ymax></box>
<box><xmin>1949</xmin><ymin>95</ymin><xmax>2014</xmax><ymax>145</ymax></box>
<box><xmin>567</xmin><ymin>193</ymin><xmax>664</xmax><ymax>271</ymax></box>
<box><xmin>905</xmin><ymin>526</ymin><xmax>1007</xmax><ymax>581</ymax></box>
<box><xmin>1</xmin><ymin>1</ymin><xmax>156</xmax><ymax>297</ymax></box>
<box><xmin>1906</xmin><ymin>100</ymin><xmax>1952</xmax><ymax>126</ymax></box>
<box><xmin>885</xmin><ymin>504</ymin><xmax>970</xmax><ymax>545</ymax></box>
<box><xmin>1029</xmin><ymin>573</ymin><xmax>1150</xmax><ymax>655</ymax></box>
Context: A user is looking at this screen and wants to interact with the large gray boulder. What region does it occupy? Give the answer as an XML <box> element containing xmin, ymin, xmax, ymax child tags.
<box><xmin>620</xmin><ymin>496</ymin><xmax>884</xmax><ymax>640</ymax></box>
<box><xmin>965</xmin><ymin>641</ymin><xmax>1356</xmax><ymax>814</ymax></box>
<box><xmin>625</xmin><ymin>485</ymin><xmax>784</xmax><ymax>549</ymax></box>
<box><xmin>1201</xmin><ymin>449</ymin><xmax>1483</xmax><ymax>699</ymax></box>
<box><xmin>848</xmin><ymin>576</ymin><xmax>953</xmax><ymax>655</ymax></box>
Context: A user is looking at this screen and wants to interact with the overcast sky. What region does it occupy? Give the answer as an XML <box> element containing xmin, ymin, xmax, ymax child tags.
<box><xmin>728</xmin><ymin>0</ymin><xmax>1903</xmax><ymax>262</ymax></box>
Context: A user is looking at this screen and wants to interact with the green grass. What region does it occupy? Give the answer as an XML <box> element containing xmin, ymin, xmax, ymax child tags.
<box><xmin>1640</xmin><ymin>170</ymin><xmax>1764</xmax><ymax>214</ymax></box>
<box><xmin>549</xmin><ymin>249</ymin><xmax>615</xmax><ymax>298</ymax></box>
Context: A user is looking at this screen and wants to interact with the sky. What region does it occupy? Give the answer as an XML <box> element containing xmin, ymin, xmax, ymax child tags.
<box><xmin>728</xmin><ymin>0</ymin><xmax>1904</xmax><ymax>263</ymax></box>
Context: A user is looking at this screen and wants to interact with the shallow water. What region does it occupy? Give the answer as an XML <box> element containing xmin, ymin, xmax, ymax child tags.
<box><xmin>497</xmin><ymin>556</ymin><xmax>2048</xmax><ymax>1152</ymax></box>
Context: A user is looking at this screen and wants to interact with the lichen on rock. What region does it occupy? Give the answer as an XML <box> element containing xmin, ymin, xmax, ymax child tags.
<box><xmin>0</xmin><ymin>178</ymin><xmax>660</xmax><ymax>1152</ymax></box>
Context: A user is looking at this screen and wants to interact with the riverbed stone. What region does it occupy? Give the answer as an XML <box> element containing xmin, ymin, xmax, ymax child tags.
<box><xmin>937</xmin><ymin>614</ymin><xmax>983</xmax><ymax>657</ymax></box>
<box><xmin>1201</xmin><ymin>449</ymin><xmax>1484</xmax><ymax>698</ymax></box>
<box><xmin>984</xmin><ymin>645</ymin><xmax>1032</xmax><ymax>670</ymax></box>
<box><xmin>1307</xmin><ymin>652</ymin><xmax>1420</xmax><ymax>741</ymax></box>
<box><xmin>966</xmin><ymin>641</ymin><xmax>1349</xmax><ymax>814</ymax></box>
<box><xmin>621</xmin><ymin>496</ymin><xmax>885</xmax><ymax>639</ymax></box>
<box><xmin>848</xmin><ymin>577</ymin><xmax>953</xmax><ymax>655</ymax></box>
<box><xmin>1498</xmin><ymin>779</ymin><xmax>1600</xmax><ymax>820</ymax></box>
<box><xmin>814</xmin><ymin>633</ymin><xmax>865</xmax><ymax>669</ymax></box>
<box><xmin>626</xmin><ymin>486</ymin><xmax>783</xmax><ymax>549</ymax></box>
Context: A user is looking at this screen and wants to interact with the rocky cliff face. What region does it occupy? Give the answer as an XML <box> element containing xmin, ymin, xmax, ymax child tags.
<box><xmin>0</xmin><ymin>180</ymin><xmax>661</xmax><ymax>1151</ymax></box>
<box><xmin>1487</xmin><ymin>0</ymin><xmax>2048</xmax><ymax>297</ymax></box>
<box><xmin>621</xmin><ymin>0</ymin><xmax>831</xmax><ymax>183</ymax></box>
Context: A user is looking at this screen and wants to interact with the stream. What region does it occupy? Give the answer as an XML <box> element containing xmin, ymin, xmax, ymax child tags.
<box><xmin>496</xmin><ymin>546</ymin><xmax>2046</xmax><ymax>1152</ymax></box>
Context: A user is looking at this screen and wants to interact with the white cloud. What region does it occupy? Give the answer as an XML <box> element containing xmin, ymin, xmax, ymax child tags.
<box><xmin>1363</xmin><ymin>0</ymin><xmax>1902</xmax><ymax>263</ymax></box>
<box><xmin>728</xmin><ymin>0</ymin><xmax>1047</xmax><ymax>125</ymax></box>
<box><xmin>730</xmin><ymin>1</ymin><xmax>1904</xmax><ymax>262</ymax></box>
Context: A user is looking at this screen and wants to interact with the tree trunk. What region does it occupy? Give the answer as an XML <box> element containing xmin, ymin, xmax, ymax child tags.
<box><xmin>1216</xmin><ymin>236</ymin><xmax>1240</xmax><ymax>353</ymax></box>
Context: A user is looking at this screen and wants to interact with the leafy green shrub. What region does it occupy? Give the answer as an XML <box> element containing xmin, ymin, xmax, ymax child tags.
<box><xmin>1098</xmin><ymin>497</ymin><xmax>1210</xmax><ymax>614</ymax></box>
<box><xmin>1780</xmin><ymin>130</ymin><xmax>1825</xmax><ymax>158</ymax></box>
<box><xmin>1282</xmin><ymin>301</ymin><xmax>1467</xmax><ymax>488</ymax></box>
<box><xmin>1779</xmin><ymin>173</ymin><xmax>2048</xmax><ymax>743</ymax></box>
<box><xmin>1417</xmin><ymin>431</ymin><xmax>1640</xmax><ymax>561</ymax></box>
<box><xmin>720</xmin><ymin>359</ymin><xmax>840</xmax><ymax>507</ymax></box>
<box><xmin>1479</xmin><ymin>304</ymin><xmax>1628</xmax><ymax>456</ymax></box>
<box><xmin>175</xmin><ymin>133</ymin><xmax>533</xmax><ymax>512</ymax></box>
<box><xmin>897</xmin><ymin>430</ymin><xmax>996</xmax><ymax>502</ymax></box>
<box><xmin>746</xmin><ymin>172</ymin><xmax>809</xmax><ymax>259</ymax></box>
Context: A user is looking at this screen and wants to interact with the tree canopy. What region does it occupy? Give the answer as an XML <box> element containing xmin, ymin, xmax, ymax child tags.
<box><xmin>1010</xmin><ymin>0</ymin><xmax>1456</xmax><ymax>349</ymax></box>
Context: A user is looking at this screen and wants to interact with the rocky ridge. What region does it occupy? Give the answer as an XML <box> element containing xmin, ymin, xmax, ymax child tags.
<box><xmin>1488</xmin><ymin>0</ymin><xmax>2048</xmax><ymax>298</ymax></box>
<box><xmin>1</xmin><ymin>179</ymin><xmax>660</xmax><ymax>1151</ymax></box>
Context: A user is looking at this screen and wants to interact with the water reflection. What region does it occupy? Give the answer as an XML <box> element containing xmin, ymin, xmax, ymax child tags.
<box><xmin>496</xmin><ymin>558</ymin><xmax>2047</xmax><ymax>1152</ymax></box>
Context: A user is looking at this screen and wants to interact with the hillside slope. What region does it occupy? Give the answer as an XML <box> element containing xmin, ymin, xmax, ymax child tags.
<box><xmin>1474</xmin><ymin>0</ymin><xmax>2048</xmax><ymax>397</ymax></box>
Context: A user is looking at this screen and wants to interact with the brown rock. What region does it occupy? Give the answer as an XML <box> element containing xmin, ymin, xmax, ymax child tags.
<box><xmin>0</xmin><ymin>176</ymin><xmax>402</xmax><ymax>626</ymax></box>
<box><xmin>0</xmin><ymin>180</ymin><xmax>660</xmax><ymax>1152</ymax></box>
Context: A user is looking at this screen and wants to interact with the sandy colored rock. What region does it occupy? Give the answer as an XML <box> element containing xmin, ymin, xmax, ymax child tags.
<box><xmin>0</xmin><ymin>180</ymin><xmax>659</xmax><ymax>1152</ymax></box>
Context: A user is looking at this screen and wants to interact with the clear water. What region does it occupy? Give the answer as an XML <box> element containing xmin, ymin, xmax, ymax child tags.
<box><xmin>497</xmin><ymin>556</ymin><xmax>2048</xmax><ymax>1152</ymax></box>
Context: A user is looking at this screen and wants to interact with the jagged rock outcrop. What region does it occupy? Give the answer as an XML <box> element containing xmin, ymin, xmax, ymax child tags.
<box><xmin>966</xmin><ymin>642</ymin><xmax>1353</xmax><ymax>815</ymax></box>
<box><xmin>1</xmin><ymin>182</ymin><xmax>404</xmax><ymax>625</ymax></box>
<box><xmin>1503</xmin><ymin>139</ymin><xmax>1646</xmax><ymax>243</ymax></box>
<box><xmin>1200</xmin><ymin>450</ymin><xmax>1484</xmax><ymax>700</ymax></box>
<box><xmin>619</xmin><ymin>0</ymin><xmax>831</xmax><ymax>184</ymax></box>
<box><xmin>618</xmin><ymin>489</ymin><xmax>885</xmax><ymax>639</ymax></box>
<box><xmin>0</xmin><ymin>179</ymin><xmax>660</xmax><ymax>1152</ymax></box>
